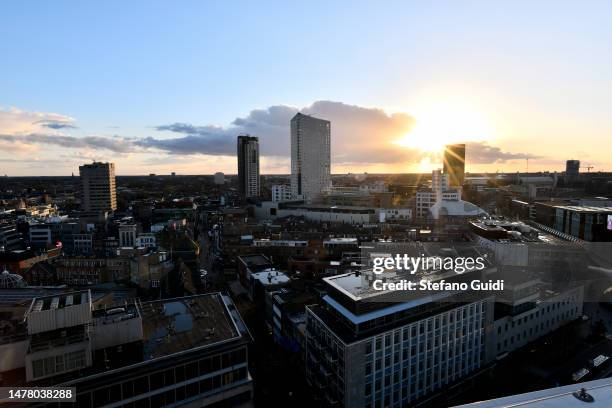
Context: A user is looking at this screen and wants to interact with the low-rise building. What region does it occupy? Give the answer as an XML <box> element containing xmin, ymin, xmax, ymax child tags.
<box><xmin>0</xmin><ymin>291</ymin><xmax>254</xmax><ymax>407</ymax></box>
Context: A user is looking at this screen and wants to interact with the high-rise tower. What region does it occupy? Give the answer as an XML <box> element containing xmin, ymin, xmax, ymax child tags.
<box><xmin>443</xmin><ymin>143</ymin><xmax>466</xmax><ymax>187</ymax></box>
<box><xmin>79</xmin><ymin>162</ymin><xmax>117</xmax><ymax>217</ymax></box>
<box><xmin>237</xmin><ymin>135</ymin><xmax>260</xmax><ymax>199</ymax></box>
<box><xmin>290</xmin><ymin>113</ymin><xmax>331</xmax><ymax>202</ymax></box>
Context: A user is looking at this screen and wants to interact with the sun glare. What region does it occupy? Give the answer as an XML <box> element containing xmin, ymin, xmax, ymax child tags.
<box><xmin>395</xmin><ymin>101</ymin><xmax>493</xmax><ymax>153</ymax></box>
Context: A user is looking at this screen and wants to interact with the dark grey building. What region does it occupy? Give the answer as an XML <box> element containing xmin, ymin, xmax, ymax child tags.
<box><xmin>237</xmin><ymin>135</ymin><xmax>260</xmax><ymax>200</ymax></box>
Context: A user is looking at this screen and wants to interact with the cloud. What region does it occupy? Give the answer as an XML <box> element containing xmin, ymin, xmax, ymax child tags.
<box><xmin>142</xmin><ymin>101</ymin><xmax>417</xmax><ymax>165</ymax></box>
<box><xmin>1</xmin><ymin>104</ymin><xmax>542</xmax><ymax>173</ymax></box>
<box><xmin>39</xmin><ymin>121</ymin><xmax>78</xmax><ymax>130</ymax></box>
<box><xmin>0</xmin><ymin>107</ymin><xmax>76</xmax><ymax>134</ymax></box>
<box><xmin>0</xmin><ymin>133</ymin><xmax>136</xmax><ymax>153</ymax></box>
<box><xmin>466</xmin><ymin>141</ymin><xmax>541</xmax><ymax>164</ymax></box>
<box><xmin>137</xmin><ymin>123</ymin><xmax>234</xmax><ymax>155</ymax></box>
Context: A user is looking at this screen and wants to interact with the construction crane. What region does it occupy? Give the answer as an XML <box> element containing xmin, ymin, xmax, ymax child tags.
<box><xmin>581</xmin><ymin>165</ymin><xmax>594</xmax><ymax>172</ymax></box>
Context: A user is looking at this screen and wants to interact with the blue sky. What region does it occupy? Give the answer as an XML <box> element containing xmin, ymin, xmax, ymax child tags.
<box><xmin>1</xmin><ymin>1</ymin><xmax>611</xmax><ymax>175</ymax></box>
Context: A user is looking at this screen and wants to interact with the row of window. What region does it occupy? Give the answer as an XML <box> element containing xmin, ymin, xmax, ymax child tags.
<box><xmin>69</xmin><ymin>367</ymin><xmax>248</xmax><ymax>408</ymax></box>
<box><xmin>32</xmin><ymin>350</ymin><xmax>88</xmax><ymax>379</ymax></box>
<box><xmin>364</xmin><ymin>303</ymin><xmax>486</xmax><ymax>354</ymax></box>
<box><xmin>65</xmin><ymin>348</ymin><xmax>247</xmax><ymax>408</ymax></box>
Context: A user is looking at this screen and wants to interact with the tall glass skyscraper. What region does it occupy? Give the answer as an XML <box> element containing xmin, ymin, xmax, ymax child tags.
<box><xmin>443</xmin><ymin>144</ymin><xmax>466</xmax><ymax>188</ymax></box>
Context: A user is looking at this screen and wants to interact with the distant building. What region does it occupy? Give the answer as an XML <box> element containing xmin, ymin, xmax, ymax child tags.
<box><xmin>415</xmin><ymin>170</ymin><xmax>461</xmax><ymax>219</ymax></box>
<box><xmin>255</xmin><ymin>202</ymin><xmax>377</xmax><ymax>225</ymax></box>
<box><xmin>214</xmin><ymin>171</ymin><xmax>225</xmax><ymax>185</ymax></box>
<box><xmin>272</xmin><ymin>184</ymin><xmax>293</xmax><ymax>203</ymax></box>
<box><xmin>79</xmin><ymin>162</ymin><xmax>117</xmax><ymax>217</ymax></box>
<box><xmin>237</xmin><ymin>135</ymin><xmax>260</xmax><ymax>199</ymax></box>
<box><xmin>56</xmin><ymin>257</ymin><xmax>109</xmax><ymax>285</ymax></box>
<box><xmin>534</xmin><ymin>202</ymin><xmax>612</xmax><ymax>241</ymax></box>
<box><xmin>443</xmin><ymin>143</ymin><xmax>466</xmax><ymax>187</ymax></box>
<box><xmin>429</xmin><ymin>199</ymin><xmax>487</xmax><ymax>221</ymax></box>
<box><xmin>236</xmin><ymin>254</ymin><xmax>273</xmax><ymax>288</ymax></box>
<box><xmin>248</xmin><ymin>268</ymin><xmax>290</xmax><ymax>302</ymax></box>
<box><xmin>135</xmin><ymin>233</ymin><xmax>156</xmax><ymax>248</ymax></box>
<box><xmin>28</xmin><ymin>224</ymin><xmax>52</xmax><ymax>248</ymax></box>
<box><xmin>0</xmin><ymin>222</ymin><xmax>24</xmax><ymax>251</ymax></box>
<box><xmin>320</xmin><ymin>187</ymin><xmax>394</xmax><ymax>208</ymax></box>
<box><xmin>290</xmin><ymin>113</ymin><xmax>331</xmax><ymax>202</ymax></box>
<box><xmin>566</xmin><ymin>159</ymin><xmax>580</xmax><ymax>177</ymax></box>
<box><xmin>130</xmin><ymin>250</ymin><xmax>173</xmax><ymax>289</ymax></box>
<box><xmin>359</xmin><ymin>180</ymin><xmax>388</xmax><ymax>194</ymax></box>
<box><xmin>72</xmin><ymin>233</ymin><xmax>93</xmax><ymax>255</ymax></box>
<box><xmin>378</xmin><ymin>208</ymin><xmax>412</xmax><ymax>222</ymax></box>
<box><xmin>118</xmin><ymin>223</ymin><xmax>137</xmax><ymax>247</ymax></box>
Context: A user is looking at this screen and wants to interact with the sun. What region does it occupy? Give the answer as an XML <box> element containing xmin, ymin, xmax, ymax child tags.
<box><xmin>394</xmin><ymin>101</ymin><xmax>493</xmax><ymax>153</ymax></box>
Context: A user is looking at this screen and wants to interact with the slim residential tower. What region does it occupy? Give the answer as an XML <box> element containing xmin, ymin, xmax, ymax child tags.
<box><xmin>237</xmin><ymin>135</ymin><xmax>260</xmax><ymax>199</ymax></box>
<box><xmin>290</xmin><ymin>113</ymin><xmax>331</xmax><ymax>202</ymax></box>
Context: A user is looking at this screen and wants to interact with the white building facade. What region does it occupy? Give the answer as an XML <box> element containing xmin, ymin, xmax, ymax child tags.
<box><xmin>272</xmin><ymin>184</ymin><xmax>293</xmax><ymax>203</ymax></box>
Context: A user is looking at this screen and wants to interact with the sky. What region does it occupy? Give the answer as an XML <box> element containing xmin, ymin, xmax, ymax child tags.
<box><xmin>1</xmin><ymin>1</ymin><xmax>611</xmax><ymax>176</ymax></box>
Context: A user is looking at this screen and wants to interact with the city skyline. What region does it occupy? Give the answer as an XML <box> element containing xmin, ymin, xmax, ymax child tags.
<box><xmin>1</xmin><ymin>1</ymin><xmax>611</xmax><ymax>176</ymax></box>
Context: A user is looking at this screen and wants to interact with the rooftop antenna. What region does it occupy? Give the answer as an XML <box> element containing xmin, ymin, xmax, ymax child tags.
<box><xmin>526</xmin><ymin>158</ymin><xmax>529</xmax><ymax>174</ymax></box>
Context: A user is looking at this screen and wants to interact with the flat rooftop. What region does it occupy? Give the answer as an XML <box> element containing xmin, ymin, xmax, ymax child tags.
<box><xmin>282</xmin><ymin>203</ymin><xmax>376</xmax><ymax>213</ymax></box>
<box><xmin>325</xmin><ymin>248</ymin><xmax>492</xmax><ymax>301</ymax></box>
<box><xmin>140</xmin><ymin>292</ymin><xmax>240</xmax><ymax>360</ymax></box>
<box><xmin>470</xmin><ymin>218</ymin><xmax>567</xmax><ymax>244</ymax></box>
<box><xmin>238</xmin><ymin>254</ymin><xmax>272</xmax><ymax>268</ymax></box>
<box><xmin>455</xmin><ymin>378</ymin><xmax>612</xmax><ymax>407</ymax></box>
<box><xmin>324</xmin><ymin>237</ymin><xmax>359</xmax><ymax>245</ymax></box>
<box><xmin>0</xmin><ymin>288</ymin><xmax>68</xmax><ymax>306</ymax></box>
<box><xmin>251</xmin><ymin>269</ymin><xmax>290</xmax><ymax>286</ymax></box>
<box><xmin>554</xmin><ymin>205</ymin><xmax>612</xmax><ymax>213</ymax></box>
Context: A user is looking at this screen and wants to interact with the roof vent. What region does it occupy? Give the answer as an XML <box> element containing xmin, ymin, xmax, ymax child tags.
<box><xmin>573</xmin><ymin>388</ymin><xmax>594</xmax><ymax>403</ymax></box>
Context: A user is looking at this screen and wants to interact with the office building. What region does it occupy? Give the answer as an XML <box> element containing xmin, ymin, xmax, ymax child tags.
<box><xmin>79</xmin><ymin>162</ymin><xmax>117</xmax><ymax>217</ymax></box>
<box><xmin>0</xmin><ymin>291</ymin><xmax>253</xmax><ymax>407</ymax></box>
<box><xmin>237</xmin><ymin>135</ymin><xmax>260</xmax><ymax>199</ymax></box>
<box><xmin>470</xmin><ymin>218</ymin><xmax>586</xmax><ymax>358</ymax></box>
<box><xmin>443</xmin><ymin>144</ymin><xmax>466</xmax><ymax>188</ymax></box>
<box><xmin>306</xmin><ymin>258</ymin><xmax>495</xmax><ymax>407</ymax></box>
<box><xmin>290</xmin><ymin>113</ymin><xmax>331</xmax><ymax>202</ymax></box>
